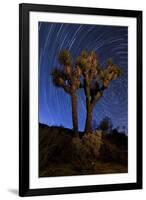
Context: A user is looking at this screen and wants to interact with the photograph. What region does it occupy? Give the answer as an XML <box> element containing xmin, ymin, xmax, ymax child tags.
<box><xmin>19</xmin><ymin>3</ymin><xmax>142</xmax><ymax>196</ymax></box>
<box><xmin>39</xmin><ymin>22</ymin><xmax>128</xmax><ymax>177</ymax></box>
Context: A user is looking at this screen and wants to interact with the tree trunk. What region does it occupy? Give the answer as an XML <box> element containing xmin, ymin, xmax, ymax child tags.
<box><xmin>85</xmin><ymin>103</ymin><xmax>92</xmax><ymax>134</ymax></box>
<box><xmin>71</xmin><ymin>92</ymin><xmax>78</xmax><ymax>137</ymax></box>
<box><xmin>84</xmin><ymin>82</ymin><xmax>92</xmax><ymax>134</ymax></box>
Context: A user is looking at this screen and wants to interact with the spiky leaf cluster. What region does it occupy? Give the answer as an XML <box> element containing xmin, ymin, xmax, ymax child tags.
<box><xmin>76</xmin><ymin>51</ymin><xmax>100</xmax><ymax>82</ymax></box>
<box><xmin>52</xmin><ymin>50</ymin><xmax>82</xmax><ymax>93</ymax></box>
<box><xmin>58</xmin><ymin>49</ymin><xmax>72</xmax><ymax>66</ymax></box>
<box><xmin>52</xmin><ymin>49</ymin><xmax>122</xmax><ymax>101</ymax></box>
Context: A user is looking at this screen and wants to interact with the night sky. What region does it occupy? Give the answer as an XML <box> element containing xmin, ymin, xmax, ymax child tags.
<box><xmin>39</xmin><ymin>22</ymin><xmax>128</xmax><ymax>133</ymax></box>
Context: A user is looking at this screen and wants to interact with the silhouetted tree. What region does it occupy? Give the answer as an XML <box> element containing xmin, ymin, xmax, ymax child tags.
<box><xmin>112</xmin><ymin>128</ymin><xmax>119</xmax><ymax>135</ymax></box>
<box><xmin>76</xmin><ymin>51</ymin><xmax>122</xmax><ymax>134</ymax></box>
<box><xmin>99</xmin><ymin>117</ymin><xmax>113</xmax><ymax>133</ymax></box>
<box><xmin>52</xmin><ymin>50</ymin><xmax>81</xmax><ymax>136</ymax></box>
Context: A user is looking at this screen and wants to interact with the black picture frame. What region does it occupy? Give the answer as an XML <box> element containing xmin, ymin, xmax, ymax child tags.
<box><xmin>19</xmin><ymin>3</ymin><xmax>143</xmax><ymax>197</ymax></box>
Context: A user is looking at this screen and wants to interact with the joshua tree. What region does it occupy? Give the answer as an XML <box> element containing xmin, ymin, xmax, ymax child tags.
<box><xmin>76</xmin><ymin>51</ymin><xmax>122</xmax><ymax>134</ymax></box>
<box><xmin>52</xmin><ymin>50</ymin><xmax>81</xmax><ymax>136</ymax></box>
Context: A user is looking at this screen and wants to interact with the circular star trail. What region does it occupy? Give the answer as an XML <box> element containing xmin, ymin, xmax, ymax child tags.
<box><xmin>39</xmin><ymin>22</ymin><xmax>128</xmax><ymax>132</ymax></box>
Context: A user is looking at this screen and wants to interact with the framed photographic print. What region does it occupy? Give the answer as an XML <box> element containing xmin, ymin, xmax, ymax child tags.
<box><xmin>19</xmin><ymin>3</ymin><xmax>142</xmax><ymax>197</ymax></box>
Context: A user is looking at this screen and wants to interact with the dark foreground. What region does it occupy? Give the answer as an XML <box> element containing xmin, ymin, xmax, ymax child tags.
<box><xmin>39</xmin><ymin>124</ymin><xmax>128</xmax><ymax>177</ymax></box>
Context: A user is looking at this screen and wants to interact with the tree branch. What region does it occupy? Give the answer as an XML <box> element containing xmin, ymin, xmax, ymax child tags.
<box><xmin>91</xmin><ymin>90</ymin><xmax>102</xmax><ymax>110</ymax></box>
<box><xmin>90</xmin><ymin>82</ymin><xmax>107</xmax><ymax>110</ymax></box>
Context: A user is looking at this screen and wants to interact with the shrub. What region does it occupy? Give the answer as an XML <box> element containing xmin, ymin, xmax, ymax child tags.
<box><xmin>71</xmin><ymin>131</ymin><xmax>103</xmax><ymax>172</ymax></box>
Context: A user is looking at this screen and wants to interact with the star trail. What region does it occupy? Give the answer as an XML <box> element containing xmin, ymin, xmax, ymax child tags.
<box><xmin>39</xmin><ymin>22</ymin><xmax>128</xmax><ymax>133</ymax></box>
